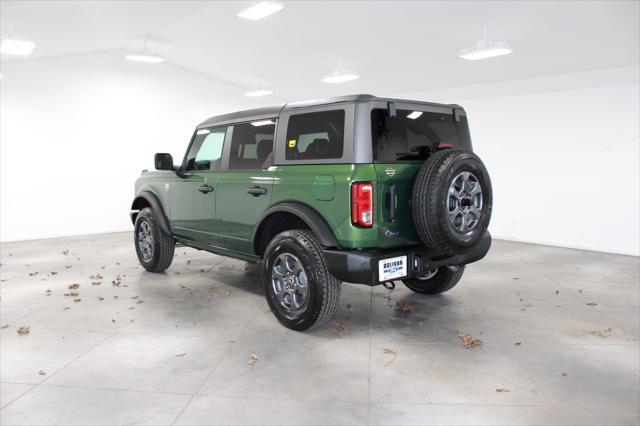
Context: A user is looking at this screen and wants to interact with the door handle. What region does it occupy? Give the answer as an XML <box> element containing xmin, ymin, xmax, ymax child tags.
<box><xmin>247</xmin><ymin>186</ymin><xmax>268</xmax><ymax>196</ymax></box>
<box><xmin>198</xmin><ymin>184</ymin><xmax>214</xmax><ymax>194</ymax></box>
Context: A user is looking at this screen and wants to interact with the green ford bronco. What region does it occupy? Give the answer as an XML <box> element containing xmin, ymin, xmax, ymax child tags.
<box><xmin>131</xmin><ymin>94</ymin><xmax>492</xmax><ymax>330</ymax></box>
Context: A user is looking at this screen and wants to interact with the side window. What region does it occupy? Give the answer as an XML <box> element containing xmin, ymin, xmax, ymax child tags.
<box><xmin>184</xmin><ymin>127</ymin><xmax>226</xmax><ymax>171</ymax></box>
<box><xmin>228</xmin><ymin>120</ymin><xmax>276</xmax><ymax>170</ymax></box>
<box><xmin>285</xmin><ymin>110</ymin><xmax>345</xmax><ymax>160</ymax></box>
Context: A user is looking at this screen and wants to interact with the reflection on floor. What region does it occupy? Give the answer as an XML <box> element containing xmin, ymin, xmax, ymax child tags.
<box><xmin>1</xmin><ymin>232</ymin><xmax>638</xmax><ymax>425</ymax></box>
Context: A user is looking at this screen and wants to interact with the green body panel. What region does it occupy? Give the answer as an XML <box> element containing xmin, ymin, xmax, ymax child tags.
<box><xmin>169</xmin><ymin>172</ymin><xmax>217</xmax><ymax>244</ymax></box>
<box><xmin>373</xmin><ymin>163</ymin><xmax>423</xmax><ymax>249</ymax></box>
<box><xmin>214</xmin><ymin>169</ymin><xmax>276</xmax><ymax>253</ymax></box>
<box><xmin>271</xmin><ymin>164</ymin><xmax>379</xmax><ymax>249</ymax></box>
<box><xmin>134</xmin><ymin>162</ymin><xmax>425</xmax><ymax>256</ymax></box>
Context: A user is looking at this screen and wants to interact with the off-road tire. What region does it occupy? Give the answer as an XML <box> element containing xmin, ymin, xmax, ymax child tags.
<box><xmin>134</xmin><ymin>207</ymin><xmax>175</xmax><ymax>273</ymax></box>
<box><xmin>402</xmin><ymin>266</ymin><xmax>465</xmax><ymax>295</ymax></box>
<box><xmin>412</xmin><ymin>149</ymin><xmax>492</xmax><ymax>254</ymax></box>
<box><xmin>262</xmin><ymin>230</ymin><xmax>341</xmax><ymax>331</ymax></box>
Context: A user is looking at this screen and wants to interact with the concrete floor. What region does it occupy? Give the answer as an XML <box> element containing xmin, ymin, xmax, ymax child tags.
<box><xmin>0</xmin><ymin>233</ymin><xmax>638</xmax><ymax>426</ymax></box>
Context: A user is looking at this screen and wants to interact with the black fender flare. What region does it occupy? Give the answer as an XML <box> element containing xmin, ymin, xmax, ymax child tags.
<box><xmin>252</xmin><ymin>202</ymin><xmax>339</xmax><ymax>252</ymax></box>
<box><xmin>130</xmin><ymin>191</ymin><xmax>172</xmax><ymax>236</ymax></box>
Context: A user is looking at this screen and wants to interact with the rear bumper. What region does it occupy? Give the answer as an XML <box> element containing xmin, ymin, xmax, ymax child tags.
<box><xmin>324</xmin><ymin>232</ymin><xmax>491</xmax><ymax>286</ymax></box>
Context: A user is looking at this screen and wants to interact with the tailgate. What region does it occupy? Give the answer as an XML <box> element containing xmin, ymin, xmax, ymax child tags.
<box><xmin>374</xmin><ymin>163</ymin><xmax>423</xmax><ymax>249</ymax></box>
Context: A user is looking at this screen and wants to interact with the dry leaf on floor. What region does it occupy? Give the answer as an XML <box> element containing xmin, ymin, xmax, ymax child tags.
<box><xmin>92</xmin><ymin>282</ymin><xmax>102</xmax><ymax>286</ymax></box>
<box><xmin>68</xmin><ymin>283</ymin><xmax>80</xmax><ymax>289</ymax></box>
<box><xmin>496</xmin><ymin>388</ymin><xmax>511</xmax><ymax>393</ymax></box>
<box><xmin>63</xmin><ymin>307</ymin><xmax>71</xmax><ymax>311</ymax></box>
<box><xmin>38</xmin><ymin>370</ymin><xmax>46</xmax><ymax>375</ymax></box>
<box><xmin>457</xmin><ymin>331</ymin><xmax>482</xmax><ymax>348</ymax></box>
<box><xmin>130</xmin><ymin>296</ymin><xmax>139</xmax><ymax>299</ymax></box>
<box><xmin>46</xmin><ymin>289</ymin><xmax>53</xmax><ymax>294</ymax></box>
<box><xmin>50</xmin><ymin>272</ymin><xmax>58</xmax><ymax>275</ymax></box>
<box><xmin>62</xmin><ymin>249</ymin><xmax>70</xmax><ymax>255</ymax></box>
<box><xmin>98</xmin><ymin>297</ymin><xmax>104</xmax><ymax>301</ymax></box>
<box><xmin>586</xmin><ymin>302</ymin><xmax>597</xmax><ymax>307</ymax></box>
<box><xmin>395</xmin><ymin>300</ymin><xmax>414</xmax><ymax>314</ymax></box>
<box><xmin>1</xmin><ymin>324</ymin><xmax>9</xmax><ymax>329</ymax></box>
<box><xmin>64</xmin><ymin>265</ymin><xmax>72</xmax><ymax>269</ymax></box>
<box><xmin>89</xmin><ymin>273</ymin><xmax>103</xmax><ymax>280</ymax></box>
<box><xmin>29</xmin><ymin>272</ymin><xmax>38</xmax><ymax>276</ymax></box>
<box><xmin>514</xmin><ymin>342</ymin><xmax>522</xmax><ymax>346</ymax></box>
<box><xmin>328</xmin><ymin>321</ymin><xmax>348</xmax><ymax>336</ymax></box>
<box><xmin>73</xmin><ymin>298</ymin><xmax>81</xmax><ymax>303</ymax></box>
<box><xmin>136</xmin><ymin>299</ymin><xmax>144</xmax><ymax>304</ymax></box>
<box><xmin>64</xmin><ymin>291</ymin><xmax>79</xmax><ymax>297</ymax></box>
<box><xmin>248</xmin><ymin>353</ymin><xmax>258</xmax><ymax>367</ymax></box>
<box><xmin>383</xmin><ymin>347</ymin><xmax>397</xmax><ymax>367</ymax></box>
<box><xmin>17</xmin><ymin>326</ymin><xmax>30</xmax><ymax>336</ymax></box>
<box><xmin>588</xmin><ymin>328</ymin><xmax>612</xmax><ymax>338</ymax></box>
<box><xmin>175</xmin><ymin>352</ymin><xmax>187</xmax><ymax>357</ymax></box>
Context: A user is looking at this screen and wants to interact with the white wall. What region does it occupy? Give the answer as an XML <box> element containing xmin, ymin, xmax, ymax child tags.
<box><xmin>394</xmin><ymin>66</ymin><xmax>640</xmax><ymax>255</ymax></box>
<box><xmin>0</xmin><ymin>51</ymin><xmax>281</xmax><ymax>242</ymax></box>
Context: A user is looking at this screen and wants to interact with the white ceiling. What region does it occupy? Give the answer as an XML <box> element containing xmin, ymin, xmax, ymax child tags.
<box><xmin>1</xmin><ymin>0</ymin><xmax>638</xmax><ymax>100</ymax></box>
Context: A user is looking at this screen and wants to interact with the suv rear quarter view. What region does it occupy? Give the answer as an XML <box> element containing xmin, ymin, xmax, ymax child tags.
<box><xmin>130</xmin><ymin>95</ymin><xmax>493</xmax><ymax>331</ymax></box>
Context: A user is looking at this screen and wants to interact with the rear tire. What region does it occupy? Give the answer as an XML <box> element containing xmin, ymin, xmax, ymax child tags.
<box><xmin>134</xmin><ymin>207</ymin><xmax>175</xmax><ymax>273</ymax></box>
<box><xmin>402</xmin><ymin>266</ymin><xmax>464</xmax><ymax>295</ymax></box>
<box><xmin>262</xmin><ymin>230</ymin><xmax>340</xmax><ymax>331</ymax></box>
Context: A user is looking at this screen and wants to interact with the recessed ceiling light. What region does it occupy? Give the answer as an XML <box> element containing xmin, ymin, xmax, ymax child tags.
<box><xmin>407</xmin><ymin>111</ymin><xmax>423</xmax><ymax>120</ymax></box>
<box><xmin>321</xmin><ymin>70</ymin><xmax>360</xmax><ymax>84</ymax></box>
<box><xmin>245</xmin><ymin>89</ymin><xmax>273</xmax><ymax>97</ymax></box>
<box><xmin>251</xmin><ymin>120</ymin><xmax>275</xmax><ymax>127</ymax></box>
<box><xmin>125</xmin><ymin>53</ymin><xmax>165</xmax><ymax>63</ymax></box>
<box><xmin>458</xmin><ymin>26</ymin><xmax>512</xmax><ymax>61</ymax></box>
<box><xmin>0</xmin><ymin>39</ymin><xmax>36</xmax><ymax>56</ymax></box>
<box><xmin>238</xmin><ymin>2</ymin><xmax>284</xmax><ymax>20</ymax></box>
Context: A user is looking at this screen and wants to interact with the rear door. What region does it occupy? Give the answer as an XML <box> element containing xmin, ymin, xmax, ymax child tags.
<box><xmin>371</xmin><ymin>105</ymin><xmax>471</xmax><ymax>249</ymax></box>
<box><xmin>214</xmin><ymin>119</ymin><xmax>277</xmax><ymax>254</ymax></box>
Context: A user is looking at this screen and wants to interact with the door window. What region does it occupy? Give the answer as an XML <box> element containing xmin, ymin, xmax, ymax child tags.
<box><xmin>228</xmin><ymin>120</ymin><xmax>276</xmax><ymax>170</ymax></box>
<box><xmin>285</xmin><ymin>110</ymin><xmax>345</xmax><ymax>160</ymax></box>
<box><xmin>184</xmin><ymin>127</ymin><xmax>227</xmax><ymax>171</ymax></box>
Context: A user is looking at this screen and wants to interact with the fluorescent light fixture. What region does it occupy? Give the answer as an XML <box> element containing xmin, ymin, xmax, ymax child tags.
<box><xmin>321</xmin><ymin>71</ymin><xmax>360</xmax><ymax>84</ymax></box>
<box><xmin>245</xmin><ymin>89</ymin><xmax>273</xmax><ymax>97</ymax></box>
<box><xmin>196</xmin><ymin>129</ymin><xmax>210</xmax><ymax>135</ymax></box>
<box><xmin>238</xmin><ymin>1</ymin><xmax>284</xmax><ymax>20</ymax></box>
<box><xmin>458</xmin><ymin>26</ymin><xmax>512</xmax><ymax>61</ymax></box>
<box><xmin>251</xmin><ymin>119</ymin><xmax>275</xmax><ymax>127</ymax></box>
<box><xmin>125</xmin><ymin>53</ymin><xmax>165</xmax><ymax>63</ymax></box>
<box><xmin>0</xmin><ymin>39</ymin><xmax>35</xmax><ymax>56</ymax></box>
<box><xmin>407</xmin><ymin>111</ymin><xmax>423</xmax><ymax>120</ymax></box>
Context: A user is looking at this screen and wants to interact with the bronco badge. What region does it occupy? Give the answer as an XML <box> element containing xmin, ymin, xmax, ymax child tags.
<box><xmin>384</xmin><ymin>167</ymin><xmax>396</xmax><ymax>177</ymax></box>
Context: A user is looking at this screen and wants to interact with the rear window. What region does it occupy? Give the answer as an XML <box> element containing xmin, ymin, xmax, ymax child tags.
<box><xmin>228</xmin><ymin>121</ymin><xmax>275</xmax><ymax>170</ymax></box>
<box><xmin>371</xmin><ymin>109</ymin><xmax>470</xmax><ymax>162</ymax></box>
<box><xmin>285</xmin><ymin>110</ymin><xmax>345</xmax><ymax>160</ymax></box>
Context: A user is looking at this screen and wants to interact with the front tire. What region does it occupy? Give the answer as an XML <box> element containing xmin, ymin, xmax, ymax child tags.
<box><xmin>402</xmin><ymin>266</ymin><xmax>464</xmax><ymax>295</ymax></box>
<box><xmin>262</xmin><ymin>230</ymin><xmax>340</xmax><ymax>331</ymax></box>
<box><xmin>134</xmin><ymin>207</ymin><xmax>175</xmax><ymax>273</ymax></box>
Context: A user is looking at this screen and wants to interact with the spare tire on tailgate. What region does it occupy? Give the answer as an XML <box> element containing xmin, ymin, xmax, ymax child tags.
<box><xmin>412</xmin><ymin>149</ymin><xmax>492</xmax><ymax>254</ymax></box>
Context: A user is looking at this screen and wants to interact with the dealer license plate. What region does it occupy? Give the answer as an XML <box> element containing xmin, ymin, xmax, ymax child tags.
<box><xmin>378</xmin><ymin>255</ymin><xmax>408</xmax><ymax>281</ymax></box>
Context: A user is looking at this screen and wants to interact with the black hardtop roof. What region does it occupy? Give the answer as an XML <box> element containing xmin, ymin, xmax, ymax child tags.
<box><xmin>197</xmin><ymin>94</ymin><xmax>462</xmax><ymax>128</ymax></box>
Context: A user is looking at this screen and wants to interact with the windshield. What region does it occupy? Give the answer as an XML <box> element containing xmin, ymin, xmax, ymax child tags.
<box><xmin>371</xmin><ymin>108</ymin><xmax>471</xmax><ymax>162</ymax></box>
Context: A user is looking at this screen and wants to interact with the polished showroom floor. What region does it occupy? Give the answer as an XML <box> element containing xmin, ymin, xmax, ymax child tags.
<box><xmin>0</xmin><ymin>232</ymin><xmax>638</xmax><ymax>425</ymax></box>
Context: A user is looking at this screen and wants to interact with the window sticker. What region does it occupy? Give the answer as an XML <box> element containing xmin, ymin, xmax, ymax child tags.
<box><xmin>288</xmin><ymin>139</ymin><xmax>297</xmax><ymax>148</ymax></box>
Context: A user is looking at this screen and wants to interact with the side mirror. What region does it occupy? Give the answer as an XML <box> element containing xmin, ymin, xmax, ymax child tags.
<box><xmin>154</xmin><ymin>153</ymin><xmax>174</xmax><ymax>171</ymax></box>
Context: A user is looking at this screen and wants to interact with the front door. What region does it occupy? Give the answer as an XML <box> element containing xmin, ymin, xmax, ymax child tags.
<box><xmin>215</xmin><ymin>120</ymin><xmax>277</xmax><ymax>254</ymax></box>
<box><xmin>170</xmin><ymin>126</ymin><xmax>228</xmax><ymax>244</ymax></box>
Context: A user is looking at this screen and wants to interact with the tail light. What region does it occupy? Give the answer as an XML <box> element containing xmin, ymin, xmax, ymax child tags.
<box><xmin>352</xmin><ymin>182</ymin><xmax>374</xmax><ymax>228</ymax></box>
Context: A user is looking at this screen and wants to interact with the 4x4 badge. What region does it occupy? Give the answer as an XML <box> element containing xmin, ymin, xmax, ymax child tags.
<box><xmin>385</xmin><ymin>167</ymin><xmax>396</xmax><ymax>177</ymax></box>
